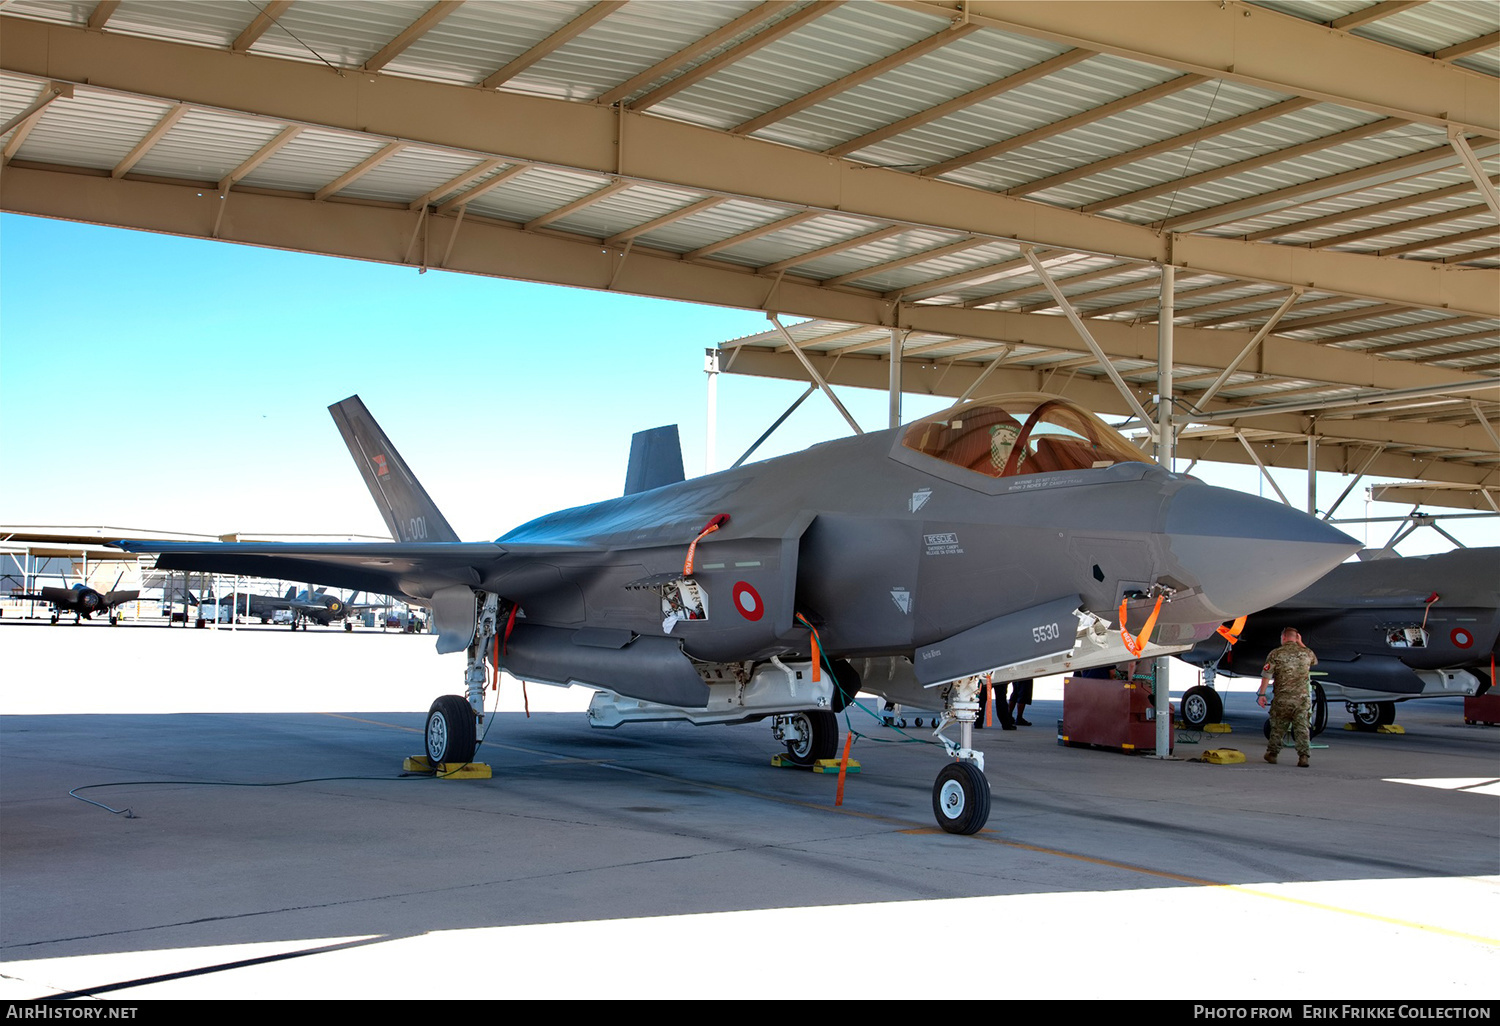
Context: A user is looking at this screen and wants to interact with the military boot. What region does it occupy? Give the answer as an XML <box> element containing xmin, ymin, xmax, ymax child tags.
<box><xmin>1297</xmin><ymin>754</ymin><xmax>1309</xmax><ymax>768</ymax></box>
<box><xmin>1264</xmin><ymin>751</ymin><xmax>1277</xmax><ymax>764</ymax></box>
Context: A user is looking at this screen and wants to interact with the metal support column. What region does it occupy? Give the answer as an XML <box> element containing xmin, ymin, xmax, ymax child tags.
<box><xmin>1307</xmin><ymin>429</ymin><xmax>1318</xmax><ymax>516</ymax></box>
<box><xmin>1155</xmin><ymin>263</ymin><xmax>1174</xmax><ymax>756</ymax></box>
<box><xmin>704</xmin><ymin>347</ymin><xmax>719</xmax><ymax>474</ymax></box>
<box><xmin>889</xmin><ymin>327</ymin><xmax>902</xmax><ymax>429</ymax></box>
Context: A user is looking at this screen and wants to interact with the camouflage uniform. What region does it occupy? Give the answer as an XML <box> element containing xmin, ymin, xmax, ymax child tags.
<box><xmin>1263</xmin><ymin>642</ymin><xmax>1317</xmax><ymax>760</ymax></box>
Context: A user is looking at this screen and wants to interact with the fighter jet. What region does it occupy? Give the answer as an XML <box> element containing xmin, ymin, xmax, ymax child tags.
<box><xmin>117</xmin><ymin>393</ymin><xmax>1359</xmax><ymax>834</ymax></box>
<box><xmin>208</xmin><ymin>586</ymin><xmax>377</xmax><ymax>630</ymax></box>
<box><xmin>1177</xmin><ymin>547</ymin><xmax>1498</xmax><ymax>733</ymax></box>
<box><xmin>14</xmin><ymin>581</ymin><xmax>139</xmax><ymax>625</ymax></box>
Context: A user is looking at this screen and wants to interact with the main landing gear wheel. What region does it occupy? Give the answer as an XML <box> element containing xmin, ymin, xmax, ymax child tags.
<box><xmin>932</xmin><ymin>762</ymin><xmax>990</xmax><ymax>835</ymax></box>
<box><xmin>1180</xmin><ymin>685</ymin><xmax>1223</xmax><ymax>729</ymax></box>
<box><xmin>1349</xmin><ymin>701</ymin><xmax>1396</xmax><ymax>731</ymax></box>
<box><xmin>426</xmin><ymin>695</ymin><xmax>477</xmax><ymax>765</ymax></box>
<box><xmin>780</xmin><ymin>710</ymin><xmax>838</xmax><ymax>767</ymax></box>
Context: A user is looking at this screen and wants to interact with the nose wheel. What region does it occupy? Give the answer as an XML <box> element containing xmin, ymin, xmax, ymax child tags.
<box><xmin>933</xmin><ymin>762</ymin><xmax>990</xmax><ymax>835</ymax></box>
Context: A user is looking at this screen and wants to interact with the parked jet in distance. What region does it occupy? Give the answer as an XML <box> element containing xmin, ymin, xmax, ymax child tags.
<box><xmin>1178</xmin><ymin>547</ymin><xmax>1498</xmax><ymax>733</ymax></box>
<box><xmin>207</xmin><ymin>586</ymin><xmax>379</xmax><ymax>630</ymax></box>
<box><xmin>14</xmin><ymin>582</ymin><xmax>140</xmax><ymax>625</ymax></box>
<box><xmin>119</xmin><ymin>392</ymin><xmax>1359</xmax><ymax>834</ymax></box>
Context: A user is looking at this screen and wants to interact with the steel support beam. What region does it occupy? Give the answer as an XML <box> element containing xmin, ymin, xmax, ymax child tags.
<box><xmin>769</xmin><ymin>315</ymin><xmax>863</xmax><ymax>436</ymax></box>
<box><xmin>7</xmin><ymin>162</ymin><xmax>1492</xmax><ymax>419</ymax></box>
<box><xmin>1447</xmin><ymin>128</ymin><xmax>1500</xmax><ymax>218</ymax></box>
<box><xmin>892</xmin><ymin>1</ymin><xmax>1499</xmax><ymax>135</ymax></box>
<box><xmin>1236</xmin><ymin>432</ymin><xmax>1293</xmax><ymax>507</ymax></box>
<box><xmin>1023</xmin><ymin>246</ymin><xmax>1154</xmax><ymax>426</ymax></box>
<box><xmin>4</xmin><ymin>18</ymin><xmax>1493</xmax><ymax>316</ymax></box>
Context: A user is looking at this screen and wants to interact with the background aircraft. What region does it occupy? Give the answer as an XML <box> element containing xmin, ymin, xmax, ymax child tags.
<box><xmin>119</xmin><ymin>393</ymin><xmax>1358</xmax><ymax>834</ymax></box>
<box><xmin>1178</xmin><ymin>547</ymin><xmax>1498</xmax><ymax>733</ymax></box>
<box><xmin>13</xmin><ymin>581</ymin><xmax>139</xmax><ymax>625</ymax></box>
<box><xmin>205</xmin><ymin>586</ymin><xmax>380</xmax><ymax>630</ymax></box>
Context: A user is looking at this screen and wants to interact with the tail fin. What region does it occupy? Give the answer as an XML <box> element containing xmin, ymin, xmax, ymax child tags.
<box><xmin>329</xmin><ymin>395</ymin><xmax>461</xmax><ymax>543</ymax></box>
<box><xmin>624</xmin><ymin>425</ymin><xmax>685</xmax><ymax>495</ymax></box>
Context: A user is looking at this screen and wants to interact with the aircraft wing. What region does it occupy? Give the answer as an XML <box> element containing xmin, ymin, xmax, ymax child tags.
<box><xmin>33</xmin><ymin>587</ymin><xmax>81</xmax><ymax>607</ymax></box>
<box><xmin>103</xmin><ymin>590</ymin><xmax>140</xmax><ymax>609</ymax></box>
<box><xmin>112</xmin><ymin>540</ymin><xmax>598</xmax><ymax>606</ymax></box>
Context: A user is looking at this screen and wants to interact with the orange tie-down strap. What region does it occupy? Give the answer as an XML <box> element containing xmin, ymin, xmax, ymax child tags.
<box><xmin>1119</xmin><ymin>594</ymin><xmax>1164</xmax><ymax>658</ymax></box>
<box><xmin>1216</xmin><ymin>615</ymin><xmax>1247</xmax><ymax>645</ymax></box>
<box><xmin>683</xmin><ymin>514</ymin><xmax>730</xmax><ymax>577</ymax></box>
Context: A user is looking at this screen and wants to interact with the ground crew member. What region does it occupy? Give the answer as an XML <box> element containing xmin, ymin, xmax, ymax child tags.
<box><xmin>1258</xmin><ymin>627</ymin><xmax>1318</xmax><ymax>768</ymax></box>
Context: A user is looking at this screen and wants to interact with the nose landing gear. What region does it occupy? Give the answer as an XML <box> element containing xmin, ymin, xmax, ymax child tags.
<box><xmin>931</xmin><ymin>676</ymin><xmax>990</xmax><ymax>835</ymax></box>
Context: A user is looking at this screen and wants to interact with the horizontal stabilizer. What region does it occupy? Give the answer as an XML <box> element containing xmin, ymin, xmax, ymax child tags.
<box><xmin>624</xmin><ymin>425</ymin><xmax>685</xmax><ymax>495</ymax></box>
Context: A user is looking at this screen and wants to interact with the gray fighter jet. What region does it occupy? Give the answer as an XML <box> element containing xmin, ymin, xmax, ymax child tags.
<box><xmin>1178</xmin><ymin>547</ymin><xmax>1498</xmax><ymax>733</ymax></box>
<box><xmin>210</xmin><ymin>586</ymin><xmax>382</xmax><ymax>630</ymax></box>
<box><xmin>118</xmin><ymin>393</ymin><xmax>1359</xmax><ymax>833</ymax></box>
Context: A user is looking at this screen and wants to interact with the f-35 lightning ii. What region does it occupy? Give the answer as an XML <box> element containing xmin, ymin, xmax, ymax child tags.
<box><xmin>209</xmin><ymin>585</ymin><xmax>380</xmax><ymax>630</ymax></box>
<box><xmin>118</xmin><ymin>392</ymin><xmax>1359</xmax><ymax>834</ymax></box>
<box><xmin>1177</xmin><ymin>547</ymin><xmax>1498</xmax><ymax>733</ymax></box>
<box><xmin>13</xmin><ymin>581</ymin><xmax>139</xmax><ymax>625</ymax></box>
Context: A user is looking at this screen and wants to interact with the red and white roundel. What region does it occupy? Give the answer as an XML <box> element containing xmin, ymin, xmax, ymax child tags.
<box><xmin>733</xmin><ymin>581</ymin><xmax>764</xmax><ymax>622</ymax></box>
<box><xmin>1451</xmin><ymin>628</ymin><xmax>1474</xmax><ymax>649</ymax></box>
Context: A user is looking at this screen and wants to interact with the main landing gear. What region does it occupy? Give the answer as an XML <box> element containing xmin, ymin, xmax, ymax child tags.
<box><xmin>423</xmin><ymin>592</ymin><xmax>498</xmax><ymax>767</ymax></box>
<box><xmin>773</xmin><ymin>709</ymin><xmax>838</xmax><ymax>766</ymax></box>
<box><xmin>1179</xmin><ymin>684</ymin><xmax>1223</xmax><ymax>730</ymax></box>
<box><xmin>1348</xmin><ymin>700</ymin><xmax>1396</xmax><ymax>731</ymax></box>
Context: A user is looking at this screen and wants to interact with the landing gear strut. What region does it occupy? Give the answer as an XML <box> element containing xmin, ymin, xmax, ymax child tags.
<box><xmin>425</xmin><ymin>591</ymin><xmax>499</xmax><ymax>766</ymax></box>
<box><xmin>931</xmin><ymin>676</ymin><xmax>990</xmax><ymax>835</ymax></box>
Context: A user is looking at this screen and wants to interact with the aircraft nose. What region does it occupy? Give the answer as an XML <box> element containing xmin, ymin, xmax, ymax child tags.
<box><xmin>1162</xmin><ymin>483</ymin><xmax>1361</xmax><ymax>621</ymax></box>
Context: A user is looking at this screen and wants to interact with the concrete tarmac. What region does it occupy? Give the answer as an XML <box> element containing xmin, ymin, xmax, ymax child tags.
<box><xmin>1</xmin><ymin>619</ymin><xmax>1496</xmax><ymax>1001</ymax></box>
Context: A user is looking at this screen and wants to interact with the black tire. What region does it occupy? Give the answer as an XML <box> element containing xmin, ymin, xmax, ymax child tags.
<box><xmin>782</xmin><ymin>709</ymin><xmax>838</xmax><ymax>766</ymax></box>
<box><xmin>932</xmin><ymin>761</ymin><xmax>991</xmax><ymax>835</ymax></box>
<box><xmin>1375</xmin><ymin>701</ymin><xmax>1396</xmax><ymax>727</ymax></box>
<box><xmin>426</xmin><ymin>695</ymin><xmax>477</xmax><ymax>765</ymax></box>
<box><xmin>1350</xmin><ymin>702</ymin><xmax>1385</xmax><ymax>731</ymax></box>
<box><xmin>1180</xmin><ymin>685</ymin><xmax>1222</xmax><ymax>729</ymax></box>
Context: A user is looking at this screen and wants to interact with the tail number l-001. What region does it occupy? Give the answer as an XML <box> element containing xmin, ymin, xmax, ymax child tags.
<box><xmin>1032</xmin><ymin>621</ymin><xmax>1062</xmax><ymax>644</ymax></box>
<box><xmin>406</xmin><ymin>517</ymin><xmax>428</xmax><ymax>541</ymax></box>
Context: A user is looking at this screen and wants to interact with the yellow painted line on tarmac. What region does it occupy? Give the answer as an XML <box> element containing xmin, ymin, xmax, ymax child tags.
<box><xmin>319</xmin><ymin>713</ymin><xmax>421</xmax><ymax>734</ymax></box>
<box><xmin>1208</xmin><ymin>882</ymin><xmax>1500</xmax><ymax>947</ymax></box>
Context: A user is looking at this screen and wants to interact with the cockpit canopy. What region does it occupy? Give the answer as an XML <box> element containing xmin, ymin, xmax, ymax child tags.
<box><xmin>901</xmin><ymin>394</ymin><xmax>1152</xmax><ymax>479</ymax></box>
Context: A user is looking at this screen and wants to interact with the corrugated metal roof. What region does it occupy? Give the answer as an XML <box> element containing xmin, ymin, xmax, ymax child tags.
<box><xmin>0</xmin><ymin>0</ymin><xmax>1494</xmax><ymax>487</ymax></box>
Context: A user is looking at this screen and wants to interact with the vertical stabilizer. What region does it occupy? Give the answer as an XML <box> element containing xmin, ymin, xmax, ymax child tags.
<box><xmin>329</xmin><ymin>395</ymin><xmax>461</xmax><ymax>543</ymax></box>
<box><xmin>624</xmin><ymin>425</ymin><xmax>685</xmax><ymax>495</ymax></box>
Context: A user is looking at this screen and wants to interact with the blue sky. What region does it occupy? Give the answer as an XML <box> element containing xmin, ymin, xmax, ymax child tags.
<box><xmin>1</xmin><ymin>212</ymin><xmax>1492</xmax><ymax>554</ymax></box>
